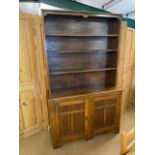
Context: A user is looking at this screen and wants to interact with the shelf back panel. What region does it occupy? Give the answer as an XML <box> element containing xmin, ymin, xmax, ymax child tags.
<box><xmin>46</xmin><ymin>36</ymin><xmax>119</xmax><ymax>51</ymax></box>
<box><xmin>46</xmin><ymin>36</ymin><xmax>108</xmax><ymax>51</ymax></box>
<box><xmin>50</xmin><ymin>70</ymin><xmax>116</xmax><ymax>93</ymax></box>
<box><xmin>44</xmin><ymin>15</ymin><xmax>120</xmax><ymax>36</ymax></box>
<box><xmin>47</xmin><ymin>51</ymin><xmax>117</xmax><ymax>72</ymax></box>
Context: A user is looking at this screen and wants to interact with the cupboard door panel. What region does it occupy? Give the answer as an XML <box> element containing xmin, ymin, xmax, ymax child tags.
<box><xmin>49</xmin><ymin>97</ymin><xmax>85</xmax><ymax>147</ymax></box>
<box><xmin>20</xmin><ymin>90</ymin><xmax>41</xmax><ymax>130</ymax></box>
<box><xmin>92</xmin><ymin>94</ymin><xmax>119</xmax><ymax>135</ymax></box>
<box><xmin>59</xmin><ymin>112</ymin><xmax>85</xmax><ymax>137</ymax></box>
<box><xmin>55</xmin><ymin>97</ymin><xmax>86</xmax><ymax>143</ymax></box>
<box><xmin>94</xmin><ymin>106</ymin><xmax>106</xmax><ymax>130</ymax></box>
<box><xmin>19</xmin><ymin>18</ymin><xmax>35</xmax><ymax>83</ymax></box>
<box><xmin>105</xmin><ymin>105</ymin><xmax>116</xmax><ymax>127</ymax></box>
<box><xmin>20</xmin><ymin>91</ymin><xmax>37</xmax><ymax>128</ymax></box>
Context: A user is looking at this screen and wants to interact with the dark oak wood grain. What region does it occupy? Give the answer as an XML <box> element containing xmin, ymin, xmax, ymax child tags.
<box><xmin>44</xmin><ymin>15</ymin><xmax>120</xmax><ymax>36</ymax></box>
<box><xmin>46</xmin><ymin>36</ymin><xmax>118</xmax><ymax>51</ymax></box>
<box><xmin>50</xmin><ymin>70</ymin><xmax>116</xmax><ymax>92</ymax></box>
<box><xmin>48</xmin><ymin>90</ymin><xmax>122</xmax><ymax>148</ymax></box>
<box><xmin>47</xmin><ymin>51</ymin><xmax>117</xmax><ymax>73</ymax></box>
<box><xmin>43</xmin><ymin>10</ymin><xmax>122</xmax><ymax>148</ymax></box>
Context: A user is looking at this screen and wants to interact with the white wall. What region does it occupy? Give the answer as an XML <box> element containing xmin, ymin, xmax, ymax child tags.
<box><xmin>19</xmin><ymin>2</ymin><xmax>40</xmax><ymax>14</ymax></box>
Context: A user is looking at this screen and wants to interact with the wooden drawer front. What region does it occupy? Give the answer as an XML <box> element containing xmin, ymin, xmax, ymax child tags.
<box><xmin>56</xmin><ymin>98</ymin><xmax>85</xmax><ymax>142</ymax></box>
<box><xmin>92</xmin><ymin>95</ymin><xmax>118</xmax><ymax>134</ymax></box>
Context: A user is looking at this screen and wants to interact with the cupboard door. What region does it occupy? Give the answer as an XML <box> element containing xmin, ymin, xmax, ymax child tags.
<box><xmin>58</xmin><ymin>98</ymin><xmax>85</xmax><ymax>141</ymax></box>
<box><xmin>50</xmin><ymin>97</ymin><xmax>86</xmax><ymax>147</ymax></box>
<box><xmin>19</xmin><ymin>15</ymin><xmax>36</xmax><ymax>84</ymax></box>
<box><xmin>20</xmin><ymin>89</ymin><xmax>42</xmax><ymax>137</ymax></box>
<box><xmin>91</xmin><ymin>93</ymin><xmax>121</xmax><ymax>135</ymax></box>
<box><xmin>19</xmin><ymin>13</ymin><xmax>43</xmax><ymax>137</ymax></box>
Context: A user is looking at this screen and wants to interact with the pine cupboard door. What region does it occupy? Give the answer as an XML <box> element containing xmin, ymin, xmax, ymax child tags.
<box><xmin>91</xmin><ymin>92</ymin><xmax>122</xmax><ymax>135</ymax></box>
<box><xmin>19</xmin><ymin>88</ymin><xmax>42</xmax><ymax>137</ymax></box>
<box><xmin>50</xmin><ymin>97</ymin><xmax>86</xmax><ymax>148</ymax></box>
<box><xmin>19</xmin><ymin>13</ymin><xmax>42</xmax><ymax>137</ymax></box>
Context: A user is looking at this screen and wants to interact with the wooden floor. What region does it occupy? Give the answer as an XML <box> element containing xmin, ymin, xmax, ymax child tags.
<box><xmin>20</xmin><ymin>106</ymin><xmax>135</xmax><ymax>155</ymax></box>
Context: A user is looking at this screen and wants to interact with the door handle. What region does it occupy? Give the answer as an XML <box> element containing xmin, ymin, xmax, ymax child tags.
<box><xmin>85</xmin><ymin>116</ymin><xmax>93</xmax><ymax>121</ymax></box>
<box><xmin>22</xmin><ymin>102</ymin><xmax>27</xmax><ymax>106</ymax></box>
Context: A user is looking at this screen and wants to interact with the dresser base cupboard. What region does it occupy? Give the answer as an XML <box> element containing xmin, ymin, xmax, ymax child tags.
<box><xmin>48</xmin><ymin>89</ymin><xmax>122</xmax><ymax>148</ymax></box>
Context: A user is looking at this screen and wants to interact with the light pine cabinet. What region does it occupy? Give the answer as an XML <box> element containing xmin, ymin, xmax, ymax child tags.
<box><xmin>19</xmin><ymin>12</ymin><xmax>48</xmax><ymax>137</ymax></box>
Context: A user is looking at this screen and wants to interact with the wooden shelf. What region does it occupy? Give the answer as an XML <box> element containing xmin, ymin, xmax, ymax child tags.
<box><xmin>51</xmin><ymin>85</ymin><xmax>118</xmax><ymax>99</ymax></box>
<box><xmin>50</xmin><ymin>68</ymin><xmax>117</xmax><ymax>75</ymax></box>
<box><xmin>46</xmin><ymin>34</ymin><xmax>119</xmax><ymax>37</ymax></box>
<box><xmin>47</xmin><ymin>49</ymin><xmax>117</xmax><ymax>54</ymax></box>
